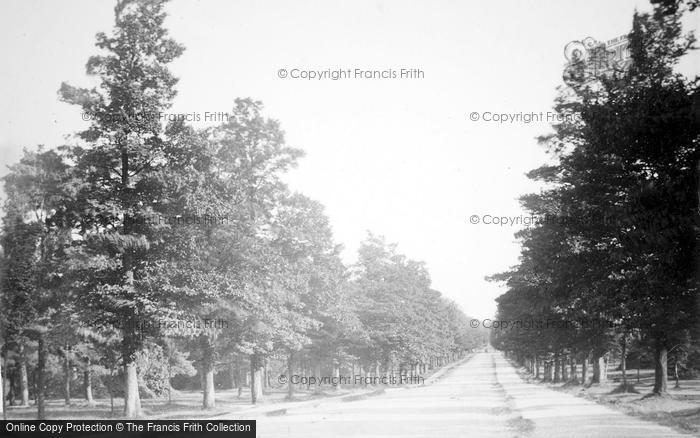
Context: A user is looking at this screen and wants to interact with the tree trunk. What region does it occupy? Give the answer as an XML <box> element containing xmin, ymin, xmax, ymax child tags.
<box><xmin>267</xmin><ymin>361</ymin><xmax>272</xmax><ymax>389</ymax></box>
<box><xmin>250</xmin><ymin>355</ymin><xmax>263</xmax><ymax>404</ymax></box>
<box><xmin>561</xmin><ymin>356</ymin><xmax>568</xmax><ymax>381</ymax></box>
<box><xmin>570</xmin><ymin>357</ymin><xmax>577</xmax><ymax>382</ymax></box>
<box><xmin>123</xmin><ymin>361</ymin><xmax>141</xmax><ymax>418</ymax></box>
<box><xmin>621</xmin><ymin>337</ymin><xmax>628</xmax><ymax>389</ymax></box>
<box><xmin>1</xmin><ymin>354</ymin><xmax>4</xmax><ymax>418</ymax></box>
<box><xmin>592</xmin><ymin>356</ymin><xmax>600</xmax><ymax>384</ymax></box>
<box><xmin>674</xmin><ymin>361</ymin><xmax>680</xmax><ymax>388</ymax></box>
<box><xmin>229</xmin><ymin>362</ymin><xmax>236</xmax><ymax>390</ymax></box>
<box><xmin>37</xmin><ymin>334</ymin><xmax>47</xmax><ymax>420</ymax></box>
<box><xmin>652</xmin><ymin>340</ymin><xmax>668</xmax><ymax>395</ymax></box>
<box><xmin>254</xmin><ymin>367</ymin><xmax>264</xmax><ymax>398</ymax></box>
<box><xmin>167</xmin><ymin>366</ymin><xmax>172</xmax><ymax>405</ymax></box>
<box><xmin>202</xmin><ymin>338</ymin><xmax>216</xmax><ymax>409</ymax></box>
<box><xmin>542</xmin><ymin>362</ymin><xmax>548</xmax><ymax>382</ymax></box>
<box><xmin>236</xmin><ymin>360</ymin><xmax>243</xmax><ymax>398</ymax></box>
<box><xmin>19</xmin><ymin>345</ymin><xmax>29</xmax><ymax>407</ymax></box>
<box><xmin>203</xmin><ymin>367</ymin><xmax>215</xmax><ymax>409</ymax></box>
<box><xmin>108</xmin><ymin>368</ymin><xmax>115</xmax><ymax>414</ymax></box>
<box><xmin>7</xmin><ymin>372</ymin><xmax>15</xmax><ymax>407</ymax></box>
<box><xmin>553</xmin><ymin>355</ymin><xmax>561</xmax><ymax>383</ymax></box>
<box><xmin>287</xmin><ymin>352</ymin><xmax>294</xmax><ymax>400</ymax></box>
<box><xmin>333</xmin><ymin>360</ymin><xmax>341</xmax><ymax>389</ymax></box>
<box><xmin>84</xmin><ymin>363</ymin><xmax>94</xmax><ymax>405</ymax></box>
<box><xmin>534</xmin><ymin>356</ymin><xmax>540</xmax><ymax>379</ymax></box>
<box><xmin>581</xmin><ymin>356</ymin><xmax>588</xmax><ymax>385</ymax></box>
<box><xmin>315</xmin><ymin>362</ymin><xmax>322</xmax><ymax>380</ymax></box>
<box><xmin>63</xmin><ymin>355</ymin><xmax>71</xmax><ymax>406</ymax></box>
<box><xmin>603</xmin><ymin>353</ymin><xmax>609</xmax><ymax>380</ymax></box>
<box><xmin>592</xmin><ymin>353</ymin><xmax>605</xmax><ymax>384</ymax></box>
<box><xmin>262</xmin><ymin>359</ymin><xmax>268</xmax><ymax>390</ymax></box>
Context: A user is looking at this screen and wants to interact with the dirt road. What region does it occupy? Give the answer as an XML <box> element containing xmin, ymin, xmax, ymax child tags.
<box><xmin>254</xmin><ymin>352</ymin><xmax>689</xmax><ymax>437</ymax></box>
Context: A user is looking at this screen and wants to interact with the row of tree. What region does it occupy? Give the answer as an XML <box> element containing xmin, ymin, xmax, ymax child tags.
<box><xmin>0</xmin><ymin>0</ymin><xmax>486</xmax><ymax>419</ymax></box>
<box><xmin>490</xmin><ymin>2</ymin><xmax>699</xmax><ymax>394</ymax></box>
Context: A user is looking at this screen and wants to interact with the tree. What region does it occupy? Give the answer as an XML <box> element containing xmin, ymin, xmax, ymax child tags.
<box><xmin>490</xmin><ymin>0</ymin><xmax>699</xmax><ymax>397</ymax></box>
<box><xmin>58</xmin><ymin>0</ymin><xmax>186</xmax><ymax>417</ymax></box>
<box><xmin>350</xmin><ymin>234</ymin><xmax>478</xmax><ymax>380</ymax></box>
<box><xmin>269</xmin><ymin>193</ymin><xmax>348</xmax><ymax>399</ymax></box>
<box><xmin>1</xmin><ymin>149</ymin><xmax>73</xmax><ymax>418</ymax></box>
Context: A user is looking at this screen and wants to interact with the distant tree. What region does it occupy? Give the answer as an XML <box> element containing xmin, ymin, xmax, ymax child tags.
<box><xmin>269</xmin><ymin>193</ymin><xmax>348</xmax><ymax>399</ymax></box>
<box><xmin>351</xmin><ymin>234</ymin><xmax>476</xmax><ymax>378</ymax></box>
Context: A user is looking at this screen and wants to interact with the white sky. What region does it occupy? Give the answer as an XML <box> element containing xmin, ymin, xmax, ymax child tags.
<box><xmin>1</xmin><ymin>0</ymin><xmax>698</xmax><ymax>319</ymax></box>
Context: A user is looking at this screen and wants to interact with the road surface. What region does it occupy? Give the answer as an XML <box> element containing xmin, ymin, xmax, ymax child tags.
<box><xmin>254</xmin><ymin>352</ymin><xmax>688</xmax><ymax>437</ymax></box>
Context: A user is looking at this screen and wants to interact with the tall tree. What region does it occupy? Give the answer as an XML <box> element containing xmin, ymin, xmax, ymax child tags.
<box><xmin>1</xmin><ymin>149</ymin><xmax>73</xmax><ymax>418</ymax></box>
<box><xmin>58</xmin><ymin>0</ymin><xmax>185</xmax><ymax>417</ymax></box>
<box><xmin>491</xmin><ymin>1</ymin><xmax>699</xmax><ymax>396</ymax></box>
